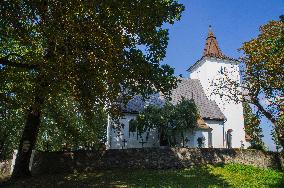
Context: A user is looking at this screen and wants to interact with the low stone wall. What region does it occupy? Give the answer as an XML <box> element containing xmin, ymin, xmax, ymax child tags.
<box><xmin>30</xmin><ymin>148</ymin><xmax>284</xmax><ymax>175</ymax></box>
<box><xmin>29</xmin><ymin>148</ymin><xmax>284</xmax><ymax>174</ymax></box>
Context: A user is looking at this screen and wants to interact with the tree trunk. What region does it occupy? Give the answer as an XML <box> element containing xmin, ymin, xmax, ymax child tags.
<box><xmin>11</xmin><ymin>97</ymin><xmax>43</xmax><ymax>179</ymax></box>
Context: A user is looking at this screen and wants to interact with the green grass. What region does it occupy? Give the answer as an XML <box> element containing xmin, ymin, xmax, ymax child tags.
<box><xmin>1</xmin><ymin>164</ymin><xmax>284</xmax><ymax>187</ymax></box>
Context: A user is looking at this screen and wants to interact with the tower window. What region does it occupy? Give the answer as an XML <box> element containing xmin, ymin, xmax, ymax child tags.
<box><xmin>220</xmin><ymin>66</ymin><xmax>227</xmax><ymax>75</ymax></box>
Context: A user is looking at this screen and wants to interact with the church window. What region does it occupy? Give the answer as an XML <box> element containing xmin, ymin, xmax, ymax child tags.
<box><xmin>129</xmin><ymin>120</ymin><xmax>136</xmax><ymax>132</ymax></box>
<box><xmin>226</xmin><ymin>129</ymin><xmax>233</xmax><ymax>148</ymax></box>
<box><xmin>146</xmin><ymin>132</ymin><xmax>149</xmax><ymax>141</ymax></box>
<box><xmin>208</xmin><ymin>132</ymin><xmax>213</xmax><ymax>148</ymax></box>
<box><xmin>197</xmin><ymin>137</ymin><xmax>205</xmax><ymax>148</ymax></box>
<box><xmin>121</xmin><ymin>123</ymin><xmax>125</xmax><ymax>129</ymax></box>
<box><xmin>220</xmin><ymin>67</ymin><xmax>227</xmax><ymax>75</ymax></box>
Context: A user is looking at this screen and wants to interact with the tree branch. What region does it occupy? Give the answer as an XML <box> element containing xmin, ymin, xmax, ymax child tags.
<box><xmin>0</xmin><ymin>58</ymin><xmax>37</xmax><ymax>70</ymax></box>
<box><xmin>252</xmin><ymin>97</ymin><xmax>277</xmax><ymax>125</ymax></box>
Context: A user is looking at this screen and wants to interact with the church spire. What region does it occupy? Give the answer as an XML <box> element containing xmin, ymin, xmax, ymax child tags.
<box><xmin>203</xmin><ymin>25</ymin><xmax>224</xmax><ymax>58</ymax></box>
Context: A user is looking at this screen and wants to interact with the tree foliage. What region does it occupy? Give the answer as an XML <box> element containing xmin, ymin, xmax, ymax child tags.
<box><xmin>129</xmin><ymin>98</ymin><xmax>199</xmax><ymax>146</ymax></box>
<box><xmin>272</xmin><ymin>113</ymin><xmax>284</xmax><ymax>152</ymax></box>
<box><xmin>0</xmin><ymin>104</ymin><xmax>25</xmax><ymax>160</ymax></box>
<box><xmin>0</xmin><ymin>0</ymin><xmax>184</xmax><ymax>106</ymax></box>
<box><xmin>241</xmin><ymin>17</ymin><xmax>284</xmax><ymax>123</ymax></box>
<box><xmin>0</xmin><ymin>91</ymin><xmax>108</xmax><ymax>159</ymax></box>
<box><xmin>37</xmin><ymin>93</ymin><xmax>107</xmax><ymax>152</ymax></box>
<box><xmin>243</xmin><ymin>102</ymin><xmax>265</xmax><ymax>150</ymax></box>
<box><xmin>0</xmin><ymin>0</ymin><xmax>184</xmax><ymax>178</ymax></box>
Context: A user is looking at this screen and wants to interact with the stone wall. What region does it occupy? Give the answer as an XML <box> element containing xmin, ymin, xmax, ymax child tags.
<box><xmin>30</xmin><ymin>148</ymin><xmax>284</xmax><ymax>175</ymax></box>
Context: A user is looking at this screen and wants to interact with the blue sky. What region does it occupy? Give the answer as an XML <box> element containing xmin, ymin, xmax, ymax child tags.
<box><xmin>162</xmin><ymin>0</ymin><xmax>284</xmax><ymax>150</ymax></box>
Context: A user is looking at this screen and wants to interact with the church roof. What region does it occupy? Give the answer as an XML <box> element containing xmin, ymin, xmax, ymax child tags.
<box><xmin>123</xmin><ymin>78</ymin><xmax>225</xmax><ymax>121</ymax></box>
<box><xmin>170</xmin><ymin>78</ymin><xmax>225</xmax><ymax>121</ymax></box>
<box><xmin>122</xmin><ymin>93</ymin><xmax>164</xmax><ymax>114</ymax></box>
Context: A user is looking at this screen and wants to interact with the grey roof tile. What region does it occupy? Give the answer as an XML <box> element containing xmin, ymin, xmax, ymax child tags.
<box><xmin>170</xmin><ymin>78</ymin><xmax>225</xmax><ymax>121</ymax></box>
<box><xmin>123</xmin><ymin>78</ymin><xmax>225</xmax><ymax>121</ymax></box>
<box><xmin>122</xmin><ymin>93</ymin><xmax>164</xmax><ymax>113</ymax></box>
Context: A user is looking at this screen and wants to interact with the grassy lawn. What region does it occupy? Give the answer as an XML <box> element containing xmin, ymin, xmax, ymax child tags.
<box><xmin>1</xmin><ymin>164</ymin><xmax>284</xmax><ymax>188</ymax></box>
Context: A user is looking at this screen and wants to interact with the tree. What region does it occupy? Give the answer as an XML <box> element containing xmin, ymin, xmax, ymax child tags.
<box><xmin>272</xmin><ymin>113</ymin><xmax>284</xmax><ymax>152</ymax></box>
<box><xmin>37</xmin><ymin>92</ymin><xmax>107</xmax><ymax>152</ymax></box>
<box><xmin>211</xmin><ymin>16</ymin><xmax>284</xmax><ymax>149</ymax></box>
<box><xmin>0</xmin><ymin>102</ymin><xmax>25</xmax><ymax>160</ymax></box>
<box><xmin>0</xmin><ymin>0</ymin><xmax>184</xmax><ymax>178</ymax></box>
<box><xmin>243</xmin><ymin>102</ymin><xmax>265</xmax><ymax>150</ymax></box>
<box><xmin>129</xmin><ymin>98</ymin><xmax>199</xmax><ymax>146</ymax></box>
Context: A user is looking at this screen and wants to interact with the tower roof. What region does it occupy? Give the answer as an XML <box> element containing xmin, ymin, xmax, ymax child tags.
<box><xmin>187</xmin><ymin>26</ymin><xmax>239</xmax><ymax>73</ymax></box>
<box><xmin>203</xmin><ymin>25</ymin><xmax>224</xmax><ymax>58</ymax></box>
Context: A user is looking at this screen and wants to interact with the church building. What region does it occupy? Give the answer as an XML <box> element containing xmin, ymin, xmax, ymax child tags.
<box><xmin>106</xmin><ymin>26</ymin><xmax>249</xmax><ymax>149</ymax></box>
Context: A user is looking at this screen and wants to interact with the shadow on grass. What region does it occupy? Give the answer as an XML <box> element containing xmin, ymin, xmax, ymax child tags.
<box><xmin>1</xmin><ymin>167</ymin><xmax>229</xmax><ymax>188</ymax></box>
<box><xmin>2</xmin><ymin>165</ymin><xmax>284</xmax><ymax>188</ymax></box>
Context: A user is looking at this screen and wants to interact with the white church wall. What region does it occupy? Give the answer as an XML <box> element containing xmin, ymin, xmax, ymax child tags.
<box><xmin>190</xmin><ymin>57</ymin><xmax>247</xmax><ymax>148</ymax></box>
<box><xmin>175</xmin><ymin>129</ymin><xmax>209</xmax><ymax>148</ymax></box>
<box><xmin>107</xmin><ymin>114</ymin><xmax>159</xmax><ymax>149</ymax></box>
<box><xmin>205</xmin><ymin>120</ymin><xmax>224</xmax><ymax>148</ymax></box>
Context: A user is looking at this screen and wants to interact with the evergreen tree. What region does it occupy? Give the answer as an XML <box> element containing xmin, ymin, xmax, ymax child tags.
<box><xmin>243</xmin><ymin>102</ymin><xmax>265</xmax><ymax>150</ymax></box>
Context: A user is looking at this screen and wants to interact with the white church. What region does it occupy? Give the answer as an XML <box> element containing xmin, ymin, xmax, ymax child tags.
<box><xmin>106</xmin><ymin>26</ymin><xmax>249</xmax><ymax>149</ymax></box>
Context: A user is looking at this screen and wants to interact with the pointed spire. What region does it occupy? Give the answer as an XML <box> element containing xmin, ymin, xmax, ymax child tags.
<box><xmin>203</xmin><ymin>25</ymin><xmax>224</xmax><ymax>58</ymax></box>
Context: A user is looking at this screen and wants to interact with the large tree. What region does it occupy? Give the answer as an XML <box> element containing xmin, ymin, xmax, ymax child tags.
<box><xmin>211</xmin><ymin>16</ymin><xmax>284</xmax><ymax>149</ymax></box>
<box><xmin>0</xmin><ymin>0</ymin><xmax>184</xmax><ymax>178</ymax></box>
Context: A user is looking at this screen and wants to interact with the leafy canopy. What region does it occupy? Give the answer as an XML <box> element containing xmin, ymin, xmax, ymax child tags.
<box><xmin>0</xmin><ymin>0</ymin><xmax>184</xmax><ymax>115</ymax></box>
<box><xmin>241</xmin><ymin>18</ymin><xmax>284</xmax><ymax>122</ymax></box>
<box><xmin>0</xmin><ymin>1</ymin><xmax>184</xmax><ymax>156</ymax></box>
<box><xmin>129</xmin><ymin>98</ymin><xmax>199</xmax><ymax>142</ymax></box>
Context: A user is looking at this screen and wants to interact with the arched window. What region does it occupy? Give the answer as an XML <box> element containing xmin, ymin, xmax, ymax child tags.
<box><xmin>220</xmin><ymin>66</ymin><xmax>224</xmax><ymax>74</ymax></box>
<box><xmin>226</xmin><ymin>129</ymin><xmax>233</xmax><ymax>148</ymax></box>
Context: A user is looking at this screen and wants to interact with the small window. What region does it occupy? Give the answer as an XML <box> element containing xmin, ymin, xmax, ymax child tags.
<box><xmin>208</xmin><ymin>132</ymin><xmax>213</xmax><ymax>148</ymax></box>
<box><xmin>227</xmin><ymin>129</ymin><xmax>233</xmax><ymax>148</ymax></box>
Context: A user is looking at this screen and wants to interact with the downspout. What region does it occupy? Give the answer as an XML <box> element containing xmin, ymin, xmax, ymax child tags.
<box><xmin>223</xmin><ymin>118</ymin><xmax>227</xmax><ymax>147</ymax></box>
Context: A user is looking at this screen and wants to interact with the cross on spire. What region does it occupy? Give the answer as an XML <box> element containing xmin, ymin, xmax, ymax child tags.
<box><xmin>203</xmin><ymin>25</ymin><xmax>224</xmax><ymax>58</ymax></box>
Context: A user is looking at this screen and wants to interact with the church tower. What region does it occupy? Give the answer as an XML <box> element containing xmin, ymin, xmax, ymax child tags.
<box><xmin>188</xmin><ymin>26</ymin><xmax>248</xmax><ymax>148</ymax></box>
